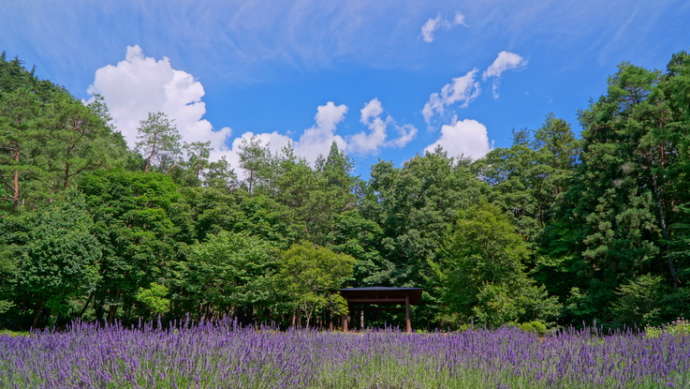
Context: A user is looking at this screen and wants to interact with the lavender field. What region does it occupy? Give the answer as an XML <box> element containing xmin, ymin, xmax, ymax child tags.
<box><xmin>0</xmin><ymin>321</ymin><xmax>688</xmax><ymax>389</ymax></box>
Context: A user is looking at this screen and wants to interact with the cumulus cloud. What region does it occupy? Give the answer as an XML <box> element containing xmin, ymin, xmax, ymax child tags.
<box><xmin>348</xmin><ymin>98</ymin><xmax>417</xmax><ymax>154</ymax></box>
<box><xmin>483</xmin><ymin>51</ymin><xmax>527</xmax><ymax>98</ymax></box>
<box><xmin>420</xmin><ymin>12</ymin><xmax>467</xmax><ymax>43</ymax></box>
<box><xmin>87</xmin><ymin>45</ymin><xmax>232</xmax><ymax>157</ymax></box>
<box><xmin>387</xmin><ymin>124</ymin><xmax>417</xmax><ymax>148</ymax></box>
<box><xmin>87</xmin><ymin>45</ymin><xmax>423</xmax><ymax>179</ymax></box>
<box><xmin>219</xmin><ymin>101</ymin><xmax>349</xmax><ymax>173</ymax></box>
<box><xmin>294</xmin><ymin>101</ymin><xmax>348</xmax><ymax>163</ymax></box>
<box><xmin>360</xmin><ymin>98</ymin><xmax>383</xmax><ymax>124</ymax></box>
<box><xmin>422</xmin><ymin>69</ymin><xmax>480</xmax><ymax>125</ymax></box>
<box><xmin>219</xmin><ymin>131</ymin><xmax>293</xmax><ymax>179</ymax></box>
<box><xmin>223</xmin><ymin>98</ymin><xmax>415</xmax><ymax>173</ymax></box>
<box><xmin>350</xmin><ymin>99</ymin><xmax>387</xmax><ymax>154</ymax></box>
<box><xmin>424</xmin><ymin>118</ymin><xmax>491</xmax><ymax>160</ymax></box>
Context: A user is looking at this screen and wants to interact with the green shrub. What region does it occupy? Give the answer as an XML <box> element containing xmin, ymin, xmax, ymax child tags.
<box><xmin>665</xmin><ymin>319</ymin><xmax>690</xmax><ymax>336</ymax></box>
<box><xmin>645</xmin><ymin>319</ymin><xmax>690</xmax><ymax>338</ymax></box>
<box><xmin>135</xmin><ymin>283</ymin><xmax>171</xmax><ymax>316</ymax></box>
<box><xmin>517</xmin><ymin>320</ymin><xmax>549</xmax><ymax>336</ymax></box>
<box><xmin>456</xmin><ymin>323</ymin><xmax>476</xmax><ymax>332</ymax></box>
<box><xmin>0</xmin><ymin>329</ymin><xmax>29</xmax><ymax>337</ymax></box>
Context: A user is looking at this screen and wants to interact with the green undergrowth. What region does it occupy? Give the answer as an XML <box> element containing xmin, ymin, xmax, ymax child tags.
<box><xmin>0</xmin><ymin>329</ymin><xmax>28</xmax><ymax>337</ymax></box>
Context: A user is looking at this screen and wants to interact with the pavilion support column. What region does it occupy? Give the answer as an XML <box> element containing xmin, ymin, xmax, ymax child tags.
<box><xmin>343</xmin><ymin>303</ymin><xmax>350</xmax><ymax>332</ymax></box>
<box><xmin>405</xmin><ymin>296</ymin><xmax>412</xmax><ymax>333</ymax></box>
<box><xmin>360</xmin><ymin>308</ymin><xmax>364</xmax><ymax>330</ymax></box>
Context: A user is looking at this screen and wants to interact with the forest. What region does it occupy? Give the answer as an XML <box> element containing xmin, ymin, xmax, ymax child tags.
<box><xmin>0</xmin><ymin>51</ymin><xmax>688</xmax><ymax>332</ymax></box>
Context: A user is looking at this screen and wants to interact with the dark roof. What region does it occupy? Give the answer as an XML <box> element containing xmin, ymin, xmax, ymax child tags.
<box><xmin>340</xmin><ymin>287</ymin><xmax>423</xmax><ymax>305</ymax></box>
<box><xmin>340</xmin><ymin>287</ymin><xmax>422</xmax><ymax>291</ymax></box>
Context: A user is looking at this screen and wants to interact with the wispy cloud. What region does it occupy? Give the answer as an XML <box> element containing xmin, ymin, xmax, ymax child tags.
<box><xmin>420</xmin><ymin>12</ymin><xmax>467</xmax><ymax>43</ymax></box>
<box><xmin>482</xmin><ymin>51</ymin><xmax>527</xmax><ymax>98</ymax></box>
<box><xmin>349</xmin><ymin>98</ymin><xmax>417</xmax><ymax>154</ymax></box>
<box><xmin>2</xmin><ymin>1</ymin><xmax>683</xmax><ymax>89</ymax></box>
<box><xmin>422</xmin><ymin>69</ymin><xmax>480</xmax><ymax>124</ymax></box>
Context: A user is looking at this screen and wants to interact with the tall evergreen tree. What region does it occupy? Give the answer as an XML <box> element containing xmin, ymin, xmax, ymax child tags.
<box><xmin>135</xmin><ymin>112</ymin><xmax>182</xmax><ymax>173</ymax></box>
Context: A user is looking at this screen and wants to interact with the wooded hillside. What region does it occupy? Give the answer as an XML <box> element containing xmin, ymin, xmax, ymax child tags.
<box><xmin>1</xmin><ymin>52</ymin><xmax>688</xmax><ymax>330</ymax></box>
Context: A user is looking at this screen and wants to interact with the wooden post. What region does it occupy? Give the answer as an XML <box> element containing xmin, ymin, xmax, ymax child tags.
<box><xmin>342</xmin><ymin>314</ymin><xmax>349</xmax><ymax>332</ymax></box>
<box><xmin>405</xmin><ymin>295</ymin><xmax>412</xmax><ymax>333</ymax></box>
<box><xmin>360</xmin><ymin>308</ymin><xmax>364</xmax><ymax>330</ymax></box>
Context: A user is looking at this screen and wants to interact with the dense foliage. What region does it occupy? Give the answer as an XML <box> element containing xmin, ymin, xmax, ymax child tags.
<box><xmin>1</xmin><ymin>322</ymin><xmax>689</xmax><ymax>388</ymax></box>
<box><xmin>0</xmin><ymin>51</ymin><xmax>689</xmax><ymax>330</ymax></box>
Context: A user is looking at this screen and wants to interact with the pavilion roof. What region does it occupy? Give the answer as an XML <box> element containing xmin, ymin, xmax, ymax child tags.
<box><xmin>340</xmin><ymin>287</ymin><xmax>423</xmax><ymax>305</ymax></box>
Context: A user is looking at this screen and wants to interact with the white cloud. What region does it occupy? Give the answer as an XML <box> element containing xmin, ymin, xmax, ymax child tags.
<box><xmin>217</xmin><ymin>131</ymin><xmax>294</xmax><ymax>179</ymax></box>
<box><xmin>350</xmin><ymin>99</ymin><xmax>387</xmax><ymax>154</ymax></box>
<box><xmin>87</xmin><ymin>45</ymin><xmax>420</xmax><ymax>178</ymax></box>
<box><xmin>483</xmin><ymin>51</ymin><xmax>527</xmax><ymax>79</ymax></box>
<box><xmin>422</xmin><ymin>69</ymin><xmax>480</xmax><ymax>124</ymax></box>
<box><xmin>221</xmin><ymin>98</ymin><xmax>415</xmax><ymax>174</ymax></box>
<box><xmin>420</xmin><ymin>12</ymin><xmax>468</xmax><ymax>43</ymax></box>
<box><xmin>483</xmin><ymin>51</ymin><xmax>527</xmax><ymax>98</ymax></box>
<box><xmin>360</xmin><ymin>98</ymin><xmax>383</xmax><ymax>124</ymax></box>
<box><xmin>453</xmin><ymin>12</ymin><xmax>467</xmax><ymax>27</ymax></box>
<box><xmin>220</xmin><ymin>101</ymin><xmax>349</xmax><ymax>173</ymax></box>
<box><xmin>294</xmin><ymin>101</ymin><xmax>348</xmax><ymax>163</ymax></box>
<box><xmin>424</xmin><ymin>118</ymin><xmax>491</xmax><ymax>160</ymax></box>
<box><xmin>420</xmin><ymin>16</ymin><xmax>442</xmax><ymax>43</ymax></box>
<box><xmin>387</xmin><ymin>124</ymin><xmax>417</xmax><ymax>148</ymax></box>
<box><xmin>87</xmin><ymin>45</ymin><xmax>232</xmax><ymax>158</ymax></box>
<box><xmin>348</xmin><ymin>98</ymin><xmax>417</xmax><ymax>154</ymax></box>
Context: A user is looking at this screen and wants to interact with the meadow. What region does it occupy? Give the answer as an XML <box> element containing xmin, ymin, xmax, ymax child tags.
<box><xmin>1</xmin><ymin>320</ymin><xmax>689</xmax><ymax>389</ymax></box>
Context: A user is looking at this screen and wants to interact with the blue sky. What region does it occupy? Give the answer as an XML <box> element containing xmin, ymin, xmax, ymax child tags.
<box><xmin>2</xmin><ymin>0</ymin><xmax>689</xmax><ymax>177</ymax></box>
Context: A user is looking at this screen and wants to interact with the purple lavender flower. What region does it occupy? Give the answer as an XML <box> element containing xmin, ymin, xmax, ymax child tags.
<box><xmin>0</xmin><ymin>322</ymin><xmax>688</xmax><ymax>388</ymax></box>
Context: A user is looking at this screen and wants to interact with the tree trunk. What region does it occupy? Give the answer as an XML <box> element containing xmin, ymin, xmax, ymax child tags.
<box><xmin>107</xmin><ymin>304</ymin><xmax>118</xmax><ymax>323</ymax></box>
<box><xmin>78</xmin><ymin>292</ymin><xmax>94</xmax><ymax>318</ymax></box>
<box><xmin>95</xmin><ymin>296</ymin><xmax>105</xmax><ymax>324</ymax></box>
<box><xmin>63</xmin><ymin>162</ymin><xmax>71</xmax><ymax>189</ymax></box>
<box><xmin>12</xmin><ymin>148</ymin><xmax>20</xmax><ymax>210</ymax></box>
<box><xmin>650</xmin><ymin>161</ymin><xmax>680</xmax><ymax>286</ymax></box>
<box><xmin>31</xmin><ymin>302</ymin><xmax>45</xmax><ymax>329</ymax></box>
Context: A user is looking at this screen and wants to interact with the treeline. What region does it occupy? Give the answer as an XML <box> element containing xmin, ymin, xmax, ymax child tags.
<box><xmin>0</xmin><ymin>51</ymin><xmax>688</xmax><ymax>330</ymax></box>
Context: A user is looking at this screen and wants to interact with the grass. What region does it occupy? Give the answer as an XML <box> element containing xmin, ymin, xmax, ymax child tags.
<box><xmin>0</xmin><ymin>329</ymin><xmax>28</xmax><ymax>337</ymax></box>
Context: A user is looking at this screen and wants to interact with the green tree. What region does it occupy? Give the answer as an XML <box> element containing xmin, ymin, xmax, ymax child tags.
<box><xmin>277</xmin><ymin>242</ymin><xmax>355</xmax><ymax>328</ymax></box>
<box><xmin>366</xmin><ymin>151</ymin><xmax>488</xmax><ymax>287</ymax></box>
<box><xmin>79</xmin><ymin>169</ymin><xmax>189</xmax><ymax>323</ymax></box>
<box><xmin>180</xmin><ymin>231</ymin><xmax>278</xmax><ymax>321</ymax></box>
<box><xmin>0</xmin><ymin>87</ymin><xmax>44</xmax><ymax>210</ymax></box>
<box><xmin>0</xmin><ymin>58</ymin><xmax>128</xmax><ymax>212</ymax></box>
<box><xmin>135</xmin><ymin>282</ymin><xmax>171</xmax><ymax>318</ymax></box>
<box><xmin>611</xmin><ymin>274</ymin><xmax>664</xmax><ymax>327</ymax></box>
<box><xmin>47</xmin><ymin>91</ymin><xmax>128</xmax><ymax>191</ymax></box>
<box><xmin>136</xmin><ymin>112</ymin><xmax>182</xmax><ymax>172</ymax></box>
<box><xmin>238</xmin><ymin>136</ymin><xmax>272</xmax><ymax>194</ymax></box>
<box><xmin>476</xmin><ymin>115</ymin><xmax>578</xmax><ymax>242</ymax></box>
<box><xmin>0</xmin><ymin>193</ymin><xmax>102</xmax><ymax>327</ymax></box>
<box><xmin>433</xmin><ymin>202</ymin><xmax>560</xmax><ymax>328</ymax></box>
<box><xmin>328</xmin><ymin>210</ymin><xmax>392</xmax><ymax>286</ymax></box>
<box><xmin>204</xmin><ymin>156</ymin><xmax>237</xmax><ymax>190</ymax></box>
<box><xmin>543</xmin><ymin>55</ymin><xmax>690</xmax><ymax>325</ymax></box>
<box><xmin>171</xmin><ymin>141</ymin><xmax>212</xmax><ymax>187</ymax></box>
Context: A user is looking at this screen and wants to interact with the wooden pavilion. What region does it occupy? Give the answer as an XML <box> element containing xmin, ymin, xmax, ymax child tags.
<box><xmin>339</xmin><ymin>287</ymin><xmax>422</xmax><ymax>333</ymax></box>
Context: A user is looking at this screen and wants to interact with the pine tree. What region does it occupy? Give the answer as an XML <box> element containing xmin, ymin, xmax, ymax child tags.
<box><xmin>135</xmin><ymin>112</ymin><xmax>182</xmax><ymax>172</ymax></box>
